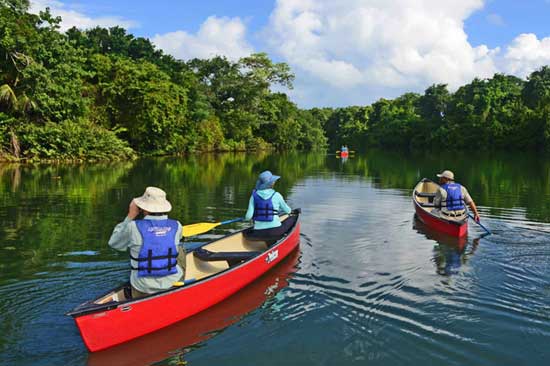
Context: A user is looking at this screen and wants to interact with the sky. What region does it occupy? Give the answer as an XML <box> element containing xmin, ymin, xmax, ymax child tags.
<box><xmin>30</xmin><ymin>0</ymin><xmax>550</xmax><ymax>108</ymax></box>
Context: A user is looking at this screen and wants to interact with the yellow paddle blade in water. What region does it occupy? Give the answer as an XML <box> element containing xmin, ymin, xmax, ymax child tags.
<box><xmin>182</xmin><ymin>222</ymin><xmax>221</xmax><ymax>237</ymax></box>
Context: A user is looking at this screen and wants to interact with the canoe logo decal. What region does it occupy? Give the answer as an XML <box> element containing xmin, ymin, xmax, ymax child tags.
<box><xmin>265</xmin><ymin>250</ymin><xmax>279</xmax><ymax>264</ymax></box>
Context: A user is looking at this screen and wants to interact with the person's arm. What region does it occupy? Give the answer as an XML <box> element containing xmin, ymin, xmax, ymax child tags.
<box><xmin>175</xmin><ymin>222</ymin><xmax>183</xmax><ymax>245</ymax></box>
<box><xmin>276</xmin><ymin>193</ymin><xmax>292</xmax><ymax>214</ymax></box>
<box><xmin>108</xmin><ymin>217</ymin><xmax>134</xmax><ymax>251</ymax></box>
<box><xmin>468</xmin><ymin>201</ymin><xmax>480</xmax><ymax>222</ymax></box>
<box><xmin>108</xmin><ymin>199</ymin><xmax>140</xmax><ymax>251</ymax></box>
<box><xmin>244</xmin><ymin>195</ymin><xmax>255</xmax><ymax>221</ymax></box>
<box><xmin>433</xmin><ymin>188</ymin><xmax>443</xmax><ymax>207</ymax></box>
<box><xmin>462</xmin><ymin>188</ymin><xmax>480</xmax><ymax>222</ymax></box>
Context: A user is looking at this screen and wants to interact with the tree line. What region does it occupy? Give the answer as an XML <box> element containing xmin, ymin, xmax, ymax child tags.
<box><xmin>321</xmin><ymin>71</ymin><xmax>550</xmax><ymax>151</ymax></box>
<box><xmin>2</xmin><ymin>1</ymin><xmax>550</xmax><ymax>162</ymax></box>
<box><xmin>0</xmin><ymin>1</ymin><xmax>327</xmax><ymax>161</ymax></box>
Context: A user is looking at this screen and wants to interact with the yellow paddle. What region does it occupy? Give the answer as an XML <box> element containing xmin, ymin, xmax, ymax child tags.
<box><xmin>182</xmin><ymin>217</ymin><xmax>243</xmax><ymax>237</ymax></box>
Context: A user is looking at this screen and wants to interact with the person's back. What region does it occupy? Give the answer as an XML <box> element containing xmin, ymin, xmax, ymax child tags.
<box><xmin>108</xmin><ymin>187</ymin><xmax>185</xmax><ymax>298</ymax></box>
<box><xmin>244</xmin><ymin>170</ymin><xmax>293</xmax><ymax>239</ymax></box>
<box><xmin>433</xmin><ymin>170</ymin><xmax>480</xmax><ymax>222</ymax></box>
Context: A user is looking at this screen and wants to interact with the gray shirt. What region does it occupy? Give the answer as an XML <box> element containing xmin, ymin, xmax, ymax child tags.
<box><xmin>108</xmin><ymin>215</ymin><xmax>183</xmax><ymax>294</ymax></box>
<box><xmin>433</xmin><ymin>183</ymin><xmax>473</xmax><ymax>212</ymax></box>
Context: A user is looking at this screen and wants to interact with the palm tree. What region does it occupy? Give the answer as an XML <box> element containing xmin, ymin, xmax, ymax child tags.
<box><xmin>0</xmin><ymin>83</ymin><xmax>35</xmax><ymax>158</ymax></box>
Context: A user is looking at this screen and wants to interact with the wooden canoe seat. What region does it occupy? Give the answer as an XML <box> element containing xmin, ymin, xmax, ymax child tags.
<box><xmin>193</xmin><ymin>248</ymin><xmax>260</xmax><ymax>266</ymax></box>
<box><xmin>184</xmin><ymin>251</ymin><xmax>229</xmax><ymax>281</ymax></box>
<box><xmin>415</xmin><ymin>191</ymin><xmax>436</xmax><ymax>198</ymax></box>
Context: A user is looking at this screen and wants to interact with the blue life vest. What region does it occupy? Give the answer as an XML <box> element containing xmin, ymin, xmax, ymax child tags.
<box><xmin>441</xmin><ymin>183</ymin><xmax>465</xmax><ymax>211</ymax></box>
<box><xmin>131</xmin><ymin>219</ymin><xmax>179</xmax><ymax>277</ymax></box>
<box><xmin>252</xmin><ymin>190</ymin><xmax>278</xmax><ymax>222</ymax></box>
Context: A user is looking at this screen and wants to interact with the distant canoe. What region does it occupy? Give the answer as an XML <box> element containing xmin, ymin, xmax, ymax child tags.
<box><xmin>413</xmin><ymin>178</ymin><xmax>467</xmax><ymax>237</ymax></box>
<box><xmin>67</xmin><ymin>213</ymin><xmax>301</xmax><ymax>352</ymax></box>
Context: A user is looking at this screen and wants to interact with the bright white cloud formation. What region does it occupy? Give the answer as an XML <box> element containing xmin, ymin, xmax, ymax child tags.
<box><xmin>152</xmin><ymin>16</ymin><xmax>253</xmax><ymax>61</ymax></box>
<box><xmin>504</xmin><ymin>33</ymin><xmax>550</xmax><ymax>77</ymax></box>
<box><xmin>28</xmin><ymin>0</ymin><xmax>550</xmax><ymax>107</ymax></box>
<box><xmin>30</xmin><ymin>0</ymin><xmax>138</xmax><ymax>31</ymax></box>
<box><xmin>264</xmin><ymin>0</ymin><xmax>501</xmax><ymax>106</ymax></box>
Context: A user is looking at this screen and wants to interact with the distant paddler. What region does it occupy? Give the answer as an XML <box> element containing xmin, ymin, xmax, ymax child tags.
<box><xmin>432</xmin><ymin>170</ymin><xmax>480</xmax><ymax>223</ymax></box>
<box><xmin>336</xmin><ymin>145</ymin><xmax>353</xmax><ymax>156</ymax></box>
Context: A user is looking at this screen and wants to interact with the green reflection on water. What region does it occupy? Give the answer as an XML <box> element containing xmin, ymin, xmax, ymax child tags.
<box><xmin>1</xmin><ymin>149</ymin><xmax>549</xmax><ymax>283</ymax></box>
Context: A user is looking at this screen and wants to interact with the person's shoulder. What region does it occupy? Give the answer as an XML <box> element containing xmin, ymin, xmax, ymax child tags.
<box><xmin>274</xmin><ymin>191</ymin><xmax>285</xmax><ymax>200</ymax></box>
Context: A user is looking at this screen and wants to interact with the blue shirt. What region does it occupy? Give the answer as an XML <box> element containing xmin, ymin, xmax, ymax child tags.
<box><xmin>245</xmin><ymin>189</ymin><xmax>292</xmax><ymax>230</ymax></box>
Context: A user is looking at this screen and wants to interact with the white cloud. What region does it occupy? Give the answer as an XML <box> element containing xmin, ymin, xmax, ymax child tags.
<box><xmin>30</xmin><ymin>0</ymin><xmax>138</xmax><ymax>31</ymax></box>
<box><xmin>503</xmin><ymin>33</ymin><xmax>550</xmax><ymax>77</ymax></box>
<box><xmin>265</xmin><ymin>0</ymin><xmax>501</xmax><ymax>106</ymax></box>
<box><xmin>152</xmin><ymin>16</ymin><xmax>254</xmax><ymax>61</ymax></box>
<box><xmin>486</xmin><ymin>13</ymin><xmax>505</xmax><ymax>26</ymax></box>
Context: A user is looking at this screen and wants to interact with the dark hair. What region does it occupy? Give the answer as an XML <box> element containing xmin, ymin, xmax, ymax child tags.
<box><xmin>148</xmin><ymin>212</ymin><xmax>168</xmax><ymax>216</ymax></box>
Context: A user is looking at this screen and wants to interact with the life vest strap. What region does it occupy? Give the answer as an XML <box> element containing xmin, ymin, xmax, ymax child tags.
<box><xmin>129</xmin><ymin>253</ymin><xmax>179</xmax><ymax>261</ymax></box>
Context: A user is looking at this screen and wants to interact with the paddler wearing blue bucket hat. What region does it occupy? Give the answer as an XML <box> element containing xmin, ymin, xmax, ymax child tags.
<box><xmin>244</xmin><ymin>170</ymin><xmax>294</xmax><ymax>239</ymax></box>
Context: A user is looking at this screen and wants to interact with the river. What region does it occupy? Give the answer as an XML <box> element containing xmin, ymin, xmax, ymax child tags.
<box><xmin>1</xmin><ymin>150</ymin><xmax>549</xmax><ymax>365</ymax></box>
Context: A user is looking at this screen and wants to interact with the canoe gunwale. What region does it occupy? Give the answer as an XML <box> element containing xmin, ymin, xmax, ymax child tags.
<box><xmin>66</xmin><ymin>213</ymin><xmax>300</xmax><ymax>318</ymax></box>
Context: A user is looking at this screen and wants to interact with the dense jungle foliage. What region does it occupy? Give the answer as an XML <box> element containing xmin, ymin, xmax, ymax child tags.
<box><xmin>0</xmin><ymin>1</ymin><xmax>326</xmax><ymax>161</ymax></box>
<box><xmin>321</xmin><ymin>70</ymin><xmax>550</xmax><ymax>151</ymax></box>
<box><xmin>1</xmin><ymin>0</ymin><xmax>549</xmax><ymax>161</ymax></box>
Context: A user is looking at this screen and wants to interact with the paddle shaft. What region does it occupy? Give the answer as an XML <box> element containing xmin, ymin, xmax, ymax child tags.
<box><xmin>182</xmin><ymin>217</ymin><xmax>244</xmax><ymax>237</ymax></box>
<box><xmin>220</xmin><ymin>217</ymin><xmax>244</xmax><ymax>225</ymax></box>
<box><xmin>468</xmin><ymin>213</ymin><xmax>492</xmax><ymax>235</ymax></box>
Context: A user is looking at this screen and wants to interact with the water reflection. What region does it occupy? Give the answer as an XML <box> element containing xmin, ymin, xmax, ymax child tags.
<box><xmin>2</xmin><ymin>150</ymin><xmax>550</xmax><ymax>366</ymax></box>
<box><xmin>86</xmin><ymin>249</ymin><xmax>300</xmax><ymax>366</ymax></box>
<box><xmin>413</xmin><ymin>216</ymin><xmax>480</xmax><ymax>276</ymax></box>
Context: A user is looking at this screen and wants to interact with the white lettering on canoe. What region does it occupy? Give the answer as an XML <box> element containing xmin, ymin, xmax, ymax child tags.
<box><xmin>265</xmin><ymin>249</ymin><xmax>279</xmax><ymax>264</ymax></box>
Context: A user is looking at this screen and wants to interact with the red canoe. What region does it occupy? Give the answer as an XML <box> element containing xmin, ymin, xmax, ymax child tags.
<box><xmin>67</xmin><ymin>213</ymin><xmax>301</xmax><ymax>352</ymax></box>
<box><xmin>87</xmin><ymin>249</ymin><xmax>300</xmax><ymax>366</ymax></box>
<box><xmin>413</xmin><ymin>179</ymin><xmax>467</xmax><ymax>237</ymax></box>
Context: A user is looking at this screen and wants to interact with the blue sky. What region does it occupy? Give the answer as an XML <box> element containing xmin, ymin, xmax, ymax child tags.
<box><xmin>31</xmin><ymin>1</ymin><xmax>550</xmax><ymax>108</ymax></box>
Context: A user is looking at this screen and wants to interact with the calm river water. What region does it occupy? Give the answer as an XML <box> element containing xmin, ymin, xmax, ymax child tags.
<box><xmin>1</xmin><ymin>150</ymin><xmax>549</xmax><ymax>365</ymax></box>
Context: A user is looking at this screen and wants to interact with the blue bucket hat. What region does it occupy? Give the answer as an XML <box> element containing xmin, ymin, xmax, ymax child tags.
<box><xmin>255</xmin><ymin>170</ymin><xmax>281</xmax><ymax>190</ymax></box>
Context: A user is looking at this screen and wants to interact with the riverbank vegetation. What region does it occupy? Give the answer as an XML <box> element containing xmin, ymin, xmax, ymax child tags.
<box><xmin>2</xmin><ymin>1</ymin><xmax>550</xmax><ymax>162</ymax></box>
<box><xmin>0</xmin><ymin>1</ymin><xmax>326</xmax><ymax>161</ymax></box>
<box><xmin>322</xmin><ymin>70</ymin><xmax>550</xmax><ymax>151</ymax></box>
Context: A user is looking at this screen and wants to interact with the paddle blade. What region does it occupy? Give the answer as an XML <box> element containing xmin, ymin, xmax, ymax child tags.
<box><xmin>182</xmin><ymin>222</ymin><xmax>220</xmax><ymax>237</ymax></box>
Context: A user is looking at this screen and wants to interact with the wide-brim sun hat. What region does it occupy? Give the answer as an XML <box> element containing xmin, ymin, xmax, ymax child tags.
<box><xmin>134</xmin><ymin>186</ymin><xmax>172</xmax><ymax>213</ymax></box>
<box><xmin>436</xmin><ymin>170</ymin><xmax>455</xmax><ymax>180</ymax></box>
<box><xmin>255</xmin><ymin>170</ymin><xmax>281</xmax><ymax>190</ymax></box>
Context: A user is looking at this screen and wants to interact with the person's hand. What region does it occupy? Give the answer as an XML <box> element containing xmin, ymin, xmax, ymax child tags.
<box><xmin>474</xmin><ymin>213</ymin><xmax>480</xmax><ymax>222</ymax></box>
<box><xmin>127</xmin><ymin>199</ymin><xmax>140</xmax><ymax>220</ymax></box>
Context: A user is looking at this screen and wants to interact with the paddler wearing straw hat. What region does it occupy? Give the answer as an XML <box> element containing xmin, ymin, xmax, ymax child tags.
<box><xmin>433</xmin><ymin>170</ymin><xmax>480</xmax><ymax>222</ymax></box>
<box><xmin>108</xmin><ymin>187</ymin><xmax>185</xmax><ymax>299</ymax></box>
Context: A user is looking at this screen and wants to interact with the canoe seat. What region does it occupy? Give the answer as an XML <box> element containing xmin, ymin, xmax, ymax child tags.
<box><xmin>193</xmin><ymin>248</ymin><xmax>261</xmax><ymax>267</ymax></box>
<box><xmin>243</xmin><ymin>232</ymin><xmax>280</xmax><ymax>245</ymax></box>
<box><xmin>419</xmin><ymin>202</ymin><xmax>436</xmax><ymax>207</ymax></box>
<box><xmin>415</xmin><ymin>191</ymin><xmax>436</xmax><ymax>198</ymax></box>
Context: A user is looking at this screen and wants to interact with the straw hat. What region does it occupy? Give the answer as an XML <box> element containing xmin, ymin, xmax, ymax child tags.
<box><xmin>255</xmin><ymin>170</ymin><xmax>281</xmax><ymax>190</ymax></box>
<box><xmin>134</xmin><ymin>187</ymin><xmax>172</xmax><ymax>213</ymax></box>
<box><xmin>436</xmin><ymin>170</ymin><xmax>455</xmax><ymax>180</ymax></box>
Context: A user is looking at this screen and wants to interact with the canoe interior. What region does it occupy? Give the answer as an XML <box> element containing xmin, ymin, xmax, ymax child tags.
<box><xmin>413</xmin><ymin>179</ymin><xmax>439</xmax><ymax>213</ymax></box>
<box><xmin>90</xmin><ymin>215</ymin><xmax>291</xmax><ymax>307</ymax></box>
